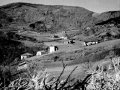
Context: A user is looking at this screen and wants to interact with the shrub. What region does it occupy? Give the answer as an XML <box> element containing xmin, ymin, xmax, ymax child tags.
<box><xmin>86</xmin><ymin>57</ymin><xmax>120</xmax><ymax>90</ymax></box>
<box><xmin>5</xmin><ymin>61</ymin><xmax>92</xmax><ymax>90</ymax></box>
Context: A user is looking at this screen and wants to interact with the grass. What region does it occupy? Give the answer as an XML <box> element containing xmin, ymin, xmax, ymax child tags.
<box><xmin>0</xmin><ymin>60</ymin><xmax>91</xmax><ymax>90</ymax></box>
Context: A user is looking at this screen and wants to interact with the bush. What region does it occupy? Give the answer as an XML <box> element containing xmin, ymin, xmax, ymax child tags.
<box><xmin>3</xmin><ymin>61</ymin><xmax>92</xmax><ymax>90</ymax></box>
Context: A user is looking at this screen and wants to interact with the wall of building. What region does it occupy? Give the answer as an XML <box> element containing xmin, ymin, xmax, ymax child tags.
<box><xmin>36</xmin><ymin>51</ymin><xmax>42</xmax><ymax>56</ymax></box>
<box><xmin>49</xmin><ymin>46</ymin><xmax>55</xmax><ymax>53</ymax></box>
<box><xmin>21</xmin><ymin>55</ymin><xmax>27</xmax><ymax>60</ymax></box>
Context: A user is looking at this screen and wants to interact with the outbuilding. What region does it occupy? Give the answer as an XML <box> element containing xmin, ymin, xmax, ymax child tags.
<box><xmin>49</xmin><ymin>46</ymin><xmax>59</xmax><ymax>53</ymax></box>
<box><xmin>36</xmin><ymin>50</ymin><xmax>46</xmax><ymax>56</ymax></box>
<box><xmin>60</xmin><ymin>36</ymin><xmax>68</xmax><ymax>40</ymax></box>
<box><xmin>21</xmin><ymin>53</ymin><xmax>33</xmax><ymax>60</ymax></box>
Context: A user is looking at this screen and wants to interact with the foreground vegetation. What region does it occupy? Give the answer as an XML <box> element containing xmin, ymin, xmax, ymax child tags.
<box><xmin>0</xmin><ymin>2</ymin><xmax>120</xmax><ymax>90</ymax></box>
<box><xmin>0</xmin><ymin>56</ymin><xmax>120</xmax><ymax>90</ymax></box>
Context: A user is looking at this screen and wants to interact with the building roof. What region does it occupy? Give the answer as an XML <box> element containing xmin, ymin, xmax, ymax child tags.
<box><xmin>21</xmin><ymin>53</ymin><xmax>32</xmax><ymax>56</ymax></box>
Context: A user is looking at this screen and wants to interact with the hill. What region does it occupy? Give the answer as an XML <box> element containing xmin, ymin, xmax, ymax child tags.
<box><xmin>0</xmin><ymin>3</ymin><xmax>120</xmax><ymax>89</ymax></box>
<box><xmin>0</xmin><ymin>2</ymin><xmax>120</xmax><ymax>64</ymax></box>
<box><xmin>0</xmin><ymin>2</ymin><xmax>95</xmax><ymax>32</ymax></box>
<box><xmin>0</xmin><ymin>2</ymin><xmax>119</xmax><ymax>40</ymax></box>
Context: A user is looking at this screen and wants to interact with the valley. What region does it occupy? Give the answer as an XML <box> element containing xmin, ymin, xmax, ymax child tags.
<box><xmin>0</xmin><ymin>2</ymin><xmax>120</xmax><ymax>90</ymax></box>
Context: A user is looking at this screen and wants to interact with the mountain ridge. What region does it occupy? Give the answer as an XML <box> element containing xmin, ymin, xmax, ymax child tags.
<box><xmin>0</xmin><ymin>2</ymin><xmax>95</xmax><ymax>32</ymax></box>
<box><xmin>0</xmin><ymin>2</ymin><xmax>119</xmax><ymax>36</ymax></box>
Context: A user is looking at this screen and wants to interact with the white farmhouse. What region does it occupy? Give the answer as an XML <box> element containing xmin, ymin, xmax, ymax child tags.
<box><xmin>49</xmin><ymin>46</ymin><xmax>55</xmax><ymax>53</ymax></box>
<box><xmin>49</xmin><ymin>46</ymin><xmax>58</xmax><ymax>53</ymax></box>
<box><xmin>21</xmin><ymin>53</ymin><xmax>33</xmax><ymax>60</ymax></box>
<box><xmin>36</xmin><ymin>50</ymin><xmax>46</xmax><ymax>56</ymax></box>
<box><xmin>60</xmin><ymin>36</ymin><xmax>68</xmax><ymax>40</ymax></box>
<box><xmin>83</xmin><ymin>42</ymin><xmax>87</xmax><ymax>46</ymax></box>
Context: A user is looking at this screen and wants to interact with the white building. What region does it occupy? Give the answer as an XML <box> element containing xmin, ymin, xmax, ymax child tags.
<box><xmin>49</xmin><ymin>46</ymin><xmax>58</xmax><ymax>53</ymax></box>
<box><xmin>60</xmin><ymin>36</ymin><xmax>68</xmax><ymax>40</ymax></box>
<box><xmin>83</xmin><ymin>41</ymin><xmax>98</xmax><ymax>46</ymax></box>
<box><xmin>21</xmin><ymin>53</ymin><xmax>33</xmax><ymax>60</ymax></box>
<box><xmin>83</xmin><ymin>42</ymin><xmax>86</xmax><ymax>46</ymax></box>
<box><xmin>109</xmin><ymin>24</ymin><xmax>114</xmax><ymax>27</ymax></box>
<box><xmin>36</xmin><ymin>50</ymin><xmax>46</xmax><ymax>56</ymax></box>
<box><xmin>17</xmin><ymin>62</ymin><xmax>28</xmax><ymax>70</ymax></box>
<box><xmin>86</xmin><ymin>27</ymin><xmax>91</xmax><ymax>30</ymax></box>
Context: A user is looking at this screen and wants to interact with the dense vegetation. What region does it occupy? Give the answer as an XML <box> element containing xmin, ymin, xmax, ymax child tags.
<box><xmin>0</xmin><ymin>31</ymin><xmax>45</xmax><ymax>65</ymax></box>
<box><xmin>1</xmin><ymin>56</ymin><xmax>120</xmax><ymax>90</ymax></box>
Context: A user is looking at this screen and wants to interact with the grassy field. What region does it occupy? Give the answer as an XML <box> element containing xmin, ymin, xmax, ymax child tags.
<box><xmin>23</xmin><ymin>39</ymin><xmax>120</xmax><ymax>82</ymax></box>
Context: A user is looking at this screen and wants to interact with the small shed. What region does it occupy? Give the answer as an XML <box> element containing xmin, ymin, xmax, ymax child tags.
<box><xmin>49</xmin><ymin>46</ymin><xmax>59</xmax><ymax>53</ymax></box>
<box><xmin>82</xmin><ymin>42</ymin><xmax>87</xmax><ymax>46</ymax></box>
<box><xmin>36</xmin><ymin>50</ymin><xmax>46</xmax><ymax>56</ymax></box>
<box><xmin>60</xmin><ymin>36</ymin><xmax>68</xmax><ymax>40</ymax></box>
<box><xmin>21</xmin><ymin>53</ymin><xmax>33</xmax><ymax>60</ymax></box>
<box><xmin>17</xmin><ymin>62</ymin><xmax>28</xmax><ymax>70</ymax></box>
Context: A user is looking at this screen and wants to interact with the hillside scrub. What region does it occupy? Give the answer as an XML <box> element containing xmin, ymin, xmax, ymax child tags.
<box><xmin>0</xmin><ymin>2</ymin><xmax>120</xmax><ymax>34</ymax></box>
<box><xmin>0</xmin><ymin>61</ymin><xmax>92</xmax><ymax>90</ymax></box>
<box><xmin>0</xmin><ymin>2</ymin><xmax>120</xmax><ymax>90</ymax></box>
<box><xmin>0</xmin><ymin>35</ymin><xmax>46</xmax><ymax>65</ymax></box>
<box><xmin>86</xmin><ymin>57</ymin><xmax>120</xmax><ymax>90</ymax></box>
<box><xmin>1</xmin><ymin>56</ymin><xmax>120</xmax><ymax>90</ymax></box>
<box><xmin>0</xmin><ymin>2</ymin><xmax>120</xmax><ymax>44</ymax></box>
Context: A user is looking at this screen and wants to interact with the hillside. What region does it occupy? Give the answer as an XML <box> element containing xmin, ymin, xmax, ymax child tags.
<box><xmin>0</xmin><ymin>2</ymin><xmax>95</xmax><ymax>32</ymax></box>
<box><xmin>0</xmin><ymin>2</ymin><xmax>120</xmax><ymax>64</ymax></box>
<box><xmin>0</xmin><ymin>2</ymin><xmax>120</xmax><ymax>60</ymax></box>
<box><xmin>0</xmin><ymin>2</ymin><xmax>120</xmax><ymax>89</ymax></box>
<box><xmin>0</xmin><ymin>2</ymin><xmax>119</xmax><ymax>40</ymax></box>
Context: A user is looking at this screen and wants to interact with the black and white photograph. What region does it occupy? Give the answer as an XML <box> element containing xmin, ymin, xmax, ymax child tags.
<box><xmin>0</xmin><ymin>0</ymin><xmax>120</xmax><ymax>89</ymax></box>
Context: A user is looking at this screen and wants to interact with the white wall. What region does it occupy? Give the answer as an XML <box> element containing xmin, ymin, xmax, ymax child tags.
<box><xmin>36</xmin><ymin>51</ymin><xmax>42</xmax><ymax>56</ymax></box>
<box><xmin>83</xmin><ymin>42</ymin><xmax>86</xmax><ymax>46</ymax></box>
<box><xmin>21</xmin><ymin>55</ymin><xmax>27</xmax><ymax>60</ymax></box>
<box><xmin>61</xmin><ymin>37</ymin><xmax>67</xmax><ymax>40</ymax></box>
<box><xmin>49</xmin><ymin>46</ymin><xmax>55</xmax><ymax>53</ymax></box>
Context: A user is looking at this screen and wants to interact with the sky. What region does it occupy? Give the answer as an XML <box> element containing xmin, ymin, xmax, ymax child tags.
<box><xmin>0</xmin><ymin>0</ymin><xmax>120</xmax><ymax>13</ymax></box>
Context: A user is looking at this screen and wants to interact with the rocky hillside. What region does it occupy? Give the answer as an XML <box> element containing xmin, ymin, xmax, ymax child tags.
<box><xmin>0</xmin><ymin>2</ymin><xmax>95</xmax><ymax>32</ymax></box>
<box><xmin>0</xmin><ymin>2</ymin><xmax>120</xmax><ymax>47</ymax></box>
<box><xmin>95</xmin><ymin>11</ymin><xmax>120</xmax><ymax>25</ymax></box>
<box><xmin>0</xmin><ymin>2</ymin><xmax>120</xmax><ymax>34</ymax></box>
